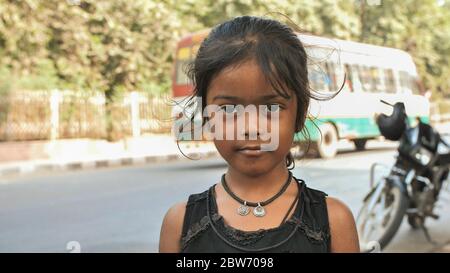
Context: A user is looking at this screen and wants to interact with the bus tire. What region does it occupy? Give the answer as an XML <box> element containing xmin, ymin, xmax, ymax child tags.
<box><xmin>353</xmin><ymin>139</ymin><xmax>368</xmax><ymax>151</ymax></box>
<box><xmin>316</xmin><ymin>123</ymin><xmax>338</xmax><ymax>159</ymax></box>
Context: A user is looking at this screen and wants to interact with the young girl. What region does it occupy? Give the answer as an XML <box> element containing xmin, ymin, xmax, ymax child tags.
<box><xmin>159</xmin><ymin>16</ymin><xmax>359</xmax><ymax>253</ymax></box>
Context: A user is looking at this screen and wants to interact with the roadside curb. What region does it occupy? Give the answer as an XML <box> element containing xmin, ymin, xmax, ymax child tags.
<box><xmin>0</xmin><ymin>150</ymin><xmax>219</xmax><ymax>178</ymax></box>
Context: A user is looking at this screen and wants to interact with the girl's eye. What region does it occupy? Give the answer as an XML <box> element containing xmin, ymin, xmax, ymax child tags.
<box><xmin>219</xmin><ymin>104</ymin><xmax>237</xmax><ymax>114</ymax></box>
<box><xmin>262</xmin><ymin>104</ymin><xmax>280</xmax><ymax>114</ymax></box>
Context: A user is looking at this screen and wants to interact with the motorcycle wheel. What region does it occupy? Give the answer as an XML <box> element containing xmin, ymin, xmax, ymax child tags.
<box><xmin>356</xmin><ymin>181</ymin><xmax>409</xmax><ymax>251</ymax></box>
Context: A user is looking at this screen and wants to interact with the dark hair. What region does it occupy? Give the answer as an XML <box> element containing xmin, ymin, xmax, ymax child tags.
<box><xmin>184</xmin><ymin>15</ymin><xmax>340</xmax><ymax>169</ymax></box>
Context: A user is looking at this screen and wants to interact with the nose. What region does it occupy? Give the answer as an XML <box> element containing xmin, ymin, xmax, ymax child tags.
<box><xmin>240</xmin><ymin>109</ymin><xmax>260</xmax><ymax>140</ymax></box>
<box><xmin>244</xmin><ymin>130</ymin><xmax>260</xmax><ymax>139</ymax></box>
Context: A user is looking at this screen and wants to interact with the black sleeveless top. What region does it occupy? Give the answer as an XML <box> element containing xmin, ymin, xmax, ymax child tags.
<box><xmin>180</xmin><ymin>178</ymin><xmax>331</xmax><ymax>253</ymax></box>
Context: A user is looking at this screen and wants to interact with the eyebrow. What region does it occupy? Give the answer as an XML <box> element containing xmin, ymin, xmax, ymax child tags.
<box><xmin>212</xmin><ymin>94</ymin><xmax>284</xmax><ymax>102</ymax></box>
<box><xmin>212</xmin><ymin>95</ymin><xmax>239</xmax><ymax>102</ymax></box>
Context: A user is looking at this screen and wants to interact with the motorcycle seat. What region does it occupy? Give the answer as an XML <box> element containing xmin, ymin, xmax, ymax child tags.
<box><xmin>436</xmin><ymin>137</ymin><xmax>450</xmax><ymax>165</ymax></box>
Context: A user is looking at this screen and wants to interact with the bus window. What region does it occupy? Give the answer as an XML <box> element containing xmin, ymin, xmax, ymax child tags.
<box><xmin>410</xmin><ymin>76</ymin><xmax>421</xmax><ymax>95</ymax></box>
<box><xmin>175</xmin><ymin>60</ymin><xmax>190</xmax><ymax>85</ymax></box>
<box><xmin>357</xmin><ymin>65</ymin><xmax>374</xmax><ymax>92</ymax></box>
<box><xmin>309</xmin><ymin>68</ymin><xmax>330</xmax><ymax>92</ymax></box>
<box><xmin>399</xmin><ymin>71</ymin><xmax>412</xmax><ymax>94</ymax></box>
<box><xmin>399</xmin><ymin>71</ymin><xmax>421</xmax><ymax>95</ymax></box>
<box><xmin>177</xmin><ymin>47</ymin><xmax>190</xmax><ymax>60</ymax></box>
<box><xmin>306</xmin><ymin>46</ymin><xmax>344</xmax><ymax>92</ymax></box>
<box><xmin>370</xmin><ymin>67</ymin><xmax>383</xmax><ymax>92</ymax></box>
<box><xmin>325</xmin><ymin>62</ymin><xmax>338</xmax><ymax>91</ymax></box>
<box><xmin>383</xmin><ymin>69</ymin><xmax>396</xmax><ymax>93</ymax></box>
<box><xmin>344</xmin><ymin>64</ymin><xmax>353</xmax><ymax>92</ymax></box>
<box><xmin>175</xmin><ymin>47</ymin><xmax>192</xmax><ymax>85</ymax></box>
<box><xmin>350</xmin><ymin>65</ymin><xmax>364</xmax><ymax>92</ymax></box>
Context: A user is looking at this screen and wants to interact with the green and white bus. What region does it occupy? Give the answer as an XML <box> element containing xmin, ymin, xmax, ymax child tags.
<box><xmin>172</xmin><ymin>30</ymin><xmax>430</xmax><ymax>158</ymax></box>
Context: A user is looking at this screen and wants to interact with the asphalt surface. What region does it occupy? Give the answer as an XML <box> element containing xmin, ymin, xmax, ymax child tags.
<box><xmin>1</xmin><ymin>140</ymin><xmax>449</xmax><ymax>252</ymax></box>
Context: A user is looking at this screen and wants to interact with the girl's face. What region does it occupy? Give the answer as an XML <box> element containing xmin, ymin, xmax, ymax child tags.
<box><xmin>205</xmin><ymin>59</ymin><xmax>298</xmax><ymax>176</ymax></box>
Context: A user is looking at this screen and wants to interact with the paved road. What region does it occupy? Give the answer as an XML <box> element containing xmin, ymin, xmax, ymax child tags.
<box><xmin>1</xmin><ymin>140</ymin><xmax>449</xmax><ymax>252</ymax></box>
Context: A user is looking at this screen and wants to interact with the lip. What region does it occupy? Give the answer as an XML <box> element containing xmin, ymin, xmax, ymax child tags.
<box><xmin>237</xmin><ymin>145</ymin><xmax>266</xmax><ymax>156</ymax></box>
<box><xmin>239</xmin><ymin>145</ymin><xmax>261</xmax><ymax>150</ymax></box>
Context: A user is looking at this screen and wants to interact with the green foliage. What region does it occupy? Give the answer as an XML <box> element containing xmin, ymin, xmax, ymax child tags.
<box><xmin>0</xmin><ymin>0</ymin><xmax>180</xmax><ymax>96</ymax></box>
<box><xmin>0</xmin><ymin>66</ymin><xmax>12</xmax><ymax>95</ymax></box>
<box><xmin>356</xmin><ymin>0</ymin><xmax>450</xmax><ymax>96</ymax></box>
<box><xmin>0</xmin><ymin>0</ymin><xmax>449</xmax><ymax>98</ymax></box>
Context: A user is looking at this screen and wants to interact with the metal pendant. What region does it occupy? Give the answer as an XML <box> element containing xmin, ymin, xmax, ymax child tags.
<box><xmin>253</xmin><ymin>203</ymin><xmax>266</xmax><ymax>217</ymax></box>
<box><xmin>237</xmin><ymin>201</ymin><xmax>250</xmax><ymax>216</ymax></box>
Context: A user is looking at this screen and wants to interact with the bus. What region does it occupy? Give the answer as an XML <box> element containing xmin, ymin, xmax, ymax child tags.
<box><xmin>171</xmin><ymin>30</ymin><xmax>430</xmax><ymax>158</ymax></box>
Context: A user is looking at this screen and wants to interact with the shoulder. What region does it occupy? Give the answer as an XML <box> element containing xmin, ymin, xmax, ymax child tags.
<box><xmin>159</xmin><ymin>188</ymin><xmax>211</xmax><ymax>253</ymax></box>
<box><xmin>162</xmin><ymin>188</ymin><xmax>210</xmax><ymax>226</ymax></box>
<box><xmin>164</xmin><ymin>201</ymin><xmax>188</xmax><ymax>226</ymax></box>
<box><xmin>159</xmin><ymin>201</ymin><xmax>187</xmax><ymax>253</ymax></box>
<box><xmin>325</xmin><ymin>197</ymin><xmax>354</xmax><ymax>222</ymax></box>
<box><xmin>325</xmin><ymin>196</ymin><xmax>360</xmax><ymax>252</ymax></box>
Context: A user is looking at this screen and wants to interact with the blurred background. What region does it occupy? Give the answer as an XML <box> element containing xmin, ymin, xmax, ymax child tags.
<box><xmin>1</xmin><ymin>0</ymin><xmax>450</xmax><ymax>253</ymax></box>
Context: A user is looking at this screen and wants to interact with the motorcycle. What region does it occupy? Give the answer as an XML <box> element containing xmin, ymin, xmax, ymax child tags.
<box><xmin>357</xmin><ymin>100</ymin><xmax>450</xmax><ymax>252</ymax></box>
